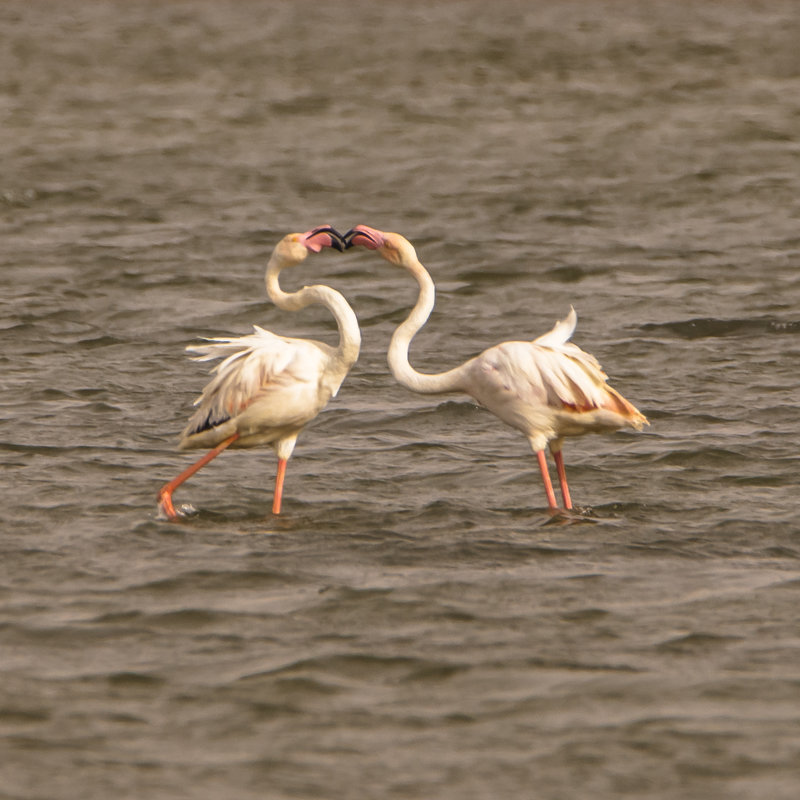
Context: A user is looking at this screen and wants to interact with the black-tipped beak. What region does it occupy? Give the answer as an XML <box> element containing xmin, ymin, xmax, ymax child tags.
<box><xmin>343</xmin><ymin>228</ymin><xmax>358</xmax><ymax>249</ymax></box>
<box><xmin>308</xmin><ymin>225</ymin><xmax>345</xmax><ymax>252</ymax></box>
<box><xmin>344</xmin><ymin>226</ymin><xmax>378</xmax><ymax>250</ymax></box>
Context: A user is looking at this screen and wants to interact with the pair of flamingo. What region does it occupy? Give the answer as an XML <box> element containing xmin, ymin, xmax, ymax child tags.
<box><xmin>157</xmin><ymin>225</ymin><xmax>647</xmax><ymax>520</ymax></box>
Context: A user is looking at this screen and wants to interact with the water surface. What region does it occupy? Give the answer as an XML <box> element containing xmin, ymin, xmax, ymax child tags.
<box><xmin>1</xmin><ymin>2</ymin><xmax>799</xmax><ymax>798</ymax></box>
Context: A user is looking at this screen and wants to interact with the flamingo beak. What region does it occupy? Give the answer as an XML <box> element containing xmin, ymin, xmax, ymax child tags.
<box><xmin>302</xmin><ymin>226</ymin><xmax>346</xmax><ymax>253</ymax></box>
<box><xmin>344</xmin><ymin>225</ymin><xmax>384</xmax><ymax>250</ymax></box>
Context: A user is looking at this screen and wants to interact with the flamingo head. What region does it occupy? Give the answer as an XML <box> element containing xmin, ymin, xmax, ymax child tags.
<box><xmin>344</xmin><ymin>224</ymin><xmax>416</xmax><ymax>266</ymax></box>
<box><xmin>299</xmin><ymin>225</ymin><xmax>346</xmax><ymax>252</ymax></box>
<box><xmin>278</xmin><ymin>226</ymin><xmax>345</xmax><ymax>263</ymax></box>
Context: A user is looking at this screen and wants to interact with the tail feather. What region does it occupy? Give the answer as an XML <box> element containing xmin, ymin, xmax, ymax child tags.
<box><xmin>603</xmin><ymin>387</ymin><xmax>648</xmax><ymax>429</ymax></box>
<box><xmin>534</xmin><ymin>306</ymin><xmax>577</xmax><ymax>348</ymax></box>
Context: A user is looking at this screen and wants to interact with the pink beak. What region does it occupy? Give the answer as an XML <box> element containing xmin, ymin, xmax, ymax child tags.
<box><xmin>344</xmin><ymin>225</ymin><xmax>385</xmax><ymax>250</ymax></box>
<box><xmin>301</xmin><ymin>226</ymin><xmax>345</xmax><ymax>253</ymax></box>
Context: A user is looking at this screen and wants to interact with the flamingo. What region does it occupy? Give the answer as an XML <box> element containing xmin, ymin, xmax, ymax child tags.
<box><xmin>157</xmin><ymin>225</ymin><xmax>360</xmax><ymax>519</ymax></box>
<box><xmin>345</xmin><ymin>224</ymin><xmax>647</xmax><ymax>513</ymax></box>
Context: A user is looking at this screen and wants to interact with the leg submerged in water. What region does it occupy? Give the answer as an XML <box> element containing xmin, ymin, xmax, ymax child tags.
<box><xmin>158</xmin><ymin>433</ymin><xmax>239</xmax><ymax>519</ymax></box>
<box><xmin>536</xmin><ymin>450</ymin><xmax>559</xmax><ymax>511</ymax></box>
<box><xmin>552</xmin><ymin>447</ymin><xmax>573</xmax><ymax>511</ymax></box>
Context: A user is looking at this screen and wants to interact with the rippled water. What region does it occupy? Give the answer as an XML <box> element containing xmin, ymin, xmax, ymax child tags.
<box><xmin>2</xmin><ymin>1</ymin><xmax>800</xmax><ymax>798</ymax></box>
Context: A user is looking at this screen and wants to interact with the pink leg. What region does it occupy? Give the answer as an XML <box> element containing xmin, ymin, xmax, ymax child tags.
<box><xmin>272</xmin><ymin>458</ymin><xmax>287</xmax><ymax>515</ymax></box>
<box><xmin>158</xmin><ymin>433</ymin><xmax>239</xmax><ymax>519</ymax></box>
<box><xmin>536</xmin><ymin>450</ymin><xmax>559</xmax><ymax>510</ymax></box>
<box><xmin>552</xmin><ymin>449</ymin><xmax>573</xmax><ymax>511</ymax></box>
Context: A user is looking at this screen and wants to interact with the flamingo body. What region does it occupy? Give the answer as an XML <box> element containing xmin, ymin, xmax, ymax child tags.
<box><xmin>180</xmin><ymin>326</ymin><xmax>345</xmax><ymax>454</ymax></box>
<box><xmin>462</xmin><ymin>310</ymin><xmax>644</xmax><ymax>453</ymax></box>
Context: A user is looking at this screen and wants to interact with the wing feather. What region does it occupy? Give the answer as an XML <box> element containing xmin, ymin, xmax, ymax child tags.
<box><xmin>182</xmin><ymin>326</ymin><xmax>326</xmax><ymax>437</ymax></box>
<box><xmin>466</xmin><ymin>308</ymin><xmax>646</xmax><ymax>441</ymax></box>
<box><xmin>473</xmin><ymin>319</ymin><xmax>617</xmax><ymax>415</ymax></box>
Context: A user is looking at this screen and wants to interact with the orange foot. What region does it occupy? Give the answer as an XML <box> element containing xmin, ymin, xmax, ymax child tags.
<box><xmin>157</xmin><ymin>488</ymin><xmax>180</xmax><ymax>521</ymax></box>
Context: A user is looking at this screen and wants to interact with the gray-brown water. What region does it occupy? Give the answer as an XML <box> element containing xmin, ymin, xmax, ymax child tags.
<box><xmin>2</xmin><ymin>1</ymin><xmax>799</xmax><ymax>798</ymax></box>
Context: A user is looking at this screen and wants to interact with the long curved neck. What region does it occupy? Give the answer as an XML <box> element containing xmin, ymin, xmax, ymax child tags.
<box><xmin>388</xmin><ymin>254</ymin><xmax>466</xmax><ymax>395</ymax></box>
<box><xmin>265</xmin><ymin>256</ymin><xmax>360</xmax><ymax>369</ymax></box>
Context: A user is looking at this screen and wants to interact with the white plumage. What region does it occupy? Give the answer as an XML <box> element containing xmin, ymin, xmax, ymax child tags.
<box><xmin>181</xmin><ymin>325</ymin><xmax>338</xmax><ymax>449</ymax></box>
